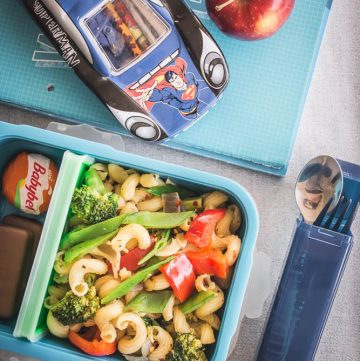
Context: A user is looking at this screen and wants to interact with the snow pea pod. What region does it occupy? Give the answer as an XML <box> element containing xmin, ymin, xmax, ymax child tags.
<box><xmin>123</xmin><ymin>211</ymin><xmax>194</xmax><ymax>229</ymax></box>
<box><xmin>101</xmin><ymin>256</ymin><xmax>174</xmax><ymax>304</ymax></box>
<box><xmin>179</xmin><ymin>291</ymin><xmax>216</xmax><ymax>314</ymax></box>
<box><xmin>60</xmin><ymin>214</ymin><xmax>128</xmax><ymax>250</ymax></box>
<box><xmin>64</xmin><ymin>230</ymin><xmax>118</xmax><ymax>263</ymax></box>
<box><xmin>138</xmin><ymin>229</ymin><xmax>171</xmax><ymax>265</ymax></box>
<box><xmin>60</xmin><ymin>211</ymin><xmax>193</xmax><ymax>251</ymax></box>
<box><xmin>124</xmin><ymin>291</ymin><xmax>172</xmax><ymax>313</ymax></box>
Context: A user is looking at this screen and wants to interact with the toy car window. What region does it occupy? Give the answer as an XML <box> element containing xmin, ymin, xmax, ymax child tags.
<box><xmin>85</xmin><ymin>0</ymin><xmax>168</xmax><ymax>72</ymax></box>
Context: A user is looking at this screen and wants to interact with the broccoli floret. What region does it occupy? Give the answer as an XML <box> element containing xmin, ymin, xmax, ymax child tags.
<box><xmin>51</xmin><ymin>286</ymin><xmax>100</xmax><ymax>326</ymax></box>
<box><xmin>71</xmin><ymin>169</ymin><xmax>119</xmax><ymax>225</ymax></box>
<box><xmin>166</xmin><ymin>333</ymin><xmax>208</xmax><ymax>361</ymax></box>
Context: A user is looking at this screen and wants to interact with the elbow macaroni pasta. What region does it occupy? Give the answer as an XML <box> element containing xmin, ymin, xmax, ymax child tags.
<box><xmin>120</xmin><ymin>202</ymin><xmax>138</xmax><ymax>215</ymax></box>
<box><xmin>94</xmin><ymin>301</ymin><xmax>124</xmax><ymax>343</ymax></box>
<box><xmin>131</xmin><ymin>188</ymin><xmax>150</xmax><ymax>203</ymax></box>
<box><xmin>197</xmin><ymin>313</ymin><xmax>221</xmax><ymax>330</ymax></box>
<box><xmin>148</xmin><ymin>326</ymin><xmax>173</xmax><ymax>360</ymax></box>
<box><xmin>111</xmin><ymin>224</ymin><xmax>151</xmax><ymax>253</ymax></box>
<box><xmin>224</xmin><ymin>235</ymin><xmax>242</xmax><ymax>267</ymax></box>
<box><xmin>204</xmin><ymin>191</ymin><xmax>229</xmax><ymax>210</ymax></box>
<box><xmin>195</xmin><ymin>286</ymin><xmax>225</xmax><ymax>318</ymax></box>
<box><xmin>116</xmin><ymin>313</ymin><xmax>147</xmax><ymax>354</ymax></box>
<box><xmin>98</xmin><ymin>278</ymin><xmax>122</xmax><ymax>299</ymax></box>
<box><xmin>47</xmin><ymin>311</ymin><xmax>69</xmax><ymax>338</ymax></box>
<box><xmin>90</xmin><ymin>242</ymin><xmax>120</xmax><ymax>278</ymax></box>
<box><xmin>162</xmin><ymin>295</ymin><xmax>175</xmax><ymax>321</ymax></box>
<box><xmin>48</xmin><ymin>284</ymin><xmax>68</xmax><ymax>300</ymax></box>
<box><xmin>173</xmin><ymin>307</ymin><xmax>191</xmax><ymax>333</ymax></box>
<box><xmin>144</xmin><ymin>273</ymin><xmax>170</xmax><ymax>291</ymax></box>
<box><xmin>121</xmin><ymin>173</ymin><xmax>140</xmax><ymax>201</ymax></box>
<box><xmin>229</xmin><ymin>204</ymin><xmax>242</xmax><ymax>233</ymax></box>
<box><xmin>195</xmin><ymin>274</ymin><xmax>216</xmax><ymax>292</ymax></box>
<box><xmin>69</xmin><ymin>259</ymin><xmax>108</xmax><ymax>297</ymax></box>
<box><xmin>195</xmin><ymin>323</ymin><xmax>216</xmax><ymax>345</ymax></box>
<box><xmin>156</xmin><ymin>234</ymin><xmax>187</xmax><ymax>257</ymax></box>
<box><xmin>139</xmin><ymin>173</ymin><xmax>165</xmax><ymax>188</ymax></box>
<box><xmin>215</xmin><ymin>208</ymin><xmax>233</xmax><ymax>237</ymax></box>
<box><xmin>137</xmin><ymin>196</ymin><xmax>163</xmax><ymax>212</ymax></box>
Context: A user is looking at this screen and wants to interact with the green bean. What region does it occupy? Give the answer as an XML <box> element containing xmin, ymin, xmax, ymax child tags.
<box><xmin>179</xmin><ymin>291</ymin><xmax>216</xmax><ymax>314</ymax></box>
<box><xmin>64</xmin><ymin>230</ymin><xmax>118</xmax><ymax>263</ymax></box>
<box><xmin>59</xmin><ymin>214</ymin><xmax>128</xmax><ymax>250</ymax></box>
<box><xmin>101</xmin><ymin>256</ymin><xmax>174</xmax><ymax>304</ymax></box>
<box><xmin>123</xmin><ymin>211</ymin><xmax>194</xmax><ymax>229</ymax></box>
<box><xmin>138</xmin><ymin>229</ymin><xmax>171</xmax><ymax>265</ymax></box>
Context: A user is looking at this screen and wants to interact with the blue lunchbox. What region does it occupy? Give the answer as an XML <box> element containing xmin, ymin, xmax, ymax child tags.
<box><xmin>0</xmin><ymin>121</ymin><xmax>259</xmax><ymax>361</ymax></box>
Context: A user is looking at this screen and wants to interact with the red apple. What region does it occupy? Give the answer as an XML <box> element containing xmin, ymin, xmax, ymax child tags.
<box><xmin>206</xmin><ymin>0</ymin><xmax>295</xmax><ymax>40</ymax></box>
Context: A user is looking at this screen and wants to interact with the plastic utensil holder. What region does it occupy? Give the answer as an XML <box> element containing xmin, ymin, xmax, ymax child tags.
<box><xmin>256</xmin><ymin>219</ymin><xmax>353</xmax><ymax>361</ymax></box>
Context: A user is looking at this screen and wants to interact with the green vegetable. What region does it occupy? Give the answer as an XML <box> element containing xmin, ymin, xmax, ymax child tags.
<box><xmin>165</xmin><ymin>333</ymin><xmax>207</xmax><ymax>361</ymax></box>
<box><xmin>124</xmin><ymin>291</ymin><xmax>172</xmax><ymax>313</ymax></box>
<box><xmin>53</xmin><ymin>272</ymin><xmax>69</xmax><ymax>285</ymax></box>
<box><xmin>182</xmin><ymin>197</ymin><xmax>203</xmax><ymax>211</ymax></box>
<box><xmin>179</xmin><ymin>291</ymin><xmax>216</xmax><ymax>314</ymax></box>
<box><xmin>71</xmin><ymin>169</ymin><xmax>119</xmax><ymax>225</ymax></box>
<box><xmin>142</xmin><ymin>317</ymin><xmax>160</xmax><ymax>328</ymax></box>
<box><xmin>60</xmin><ymin>214</ymin><xmax>128</xmax><ymax>250</ymax></box>
<box><xmin>51</xmin><ymin>286</ymin><xmax>100</xmax><ymax>326</ymax></box>
<box><xmin>101</xmin><ymin>256</ymin><xmax>174</xmax><ymax>304</ymax></box>
<box><xmin>84</xmin><ymin>168</ymin><xmax>107</xmax><ymax>193</ymax></box>
<box><xmin>64</xmin><ymin>230</ymin><xmax>118</xmax><ymax>263</ymax></box>
<box><xmin>148</xmin><ymin>185</ymin><xmax>194</xmax><ymax>198</ymax></box>
<box><xmin>123</xmin><ymin>211</ymin><xmax>194</xmax><ymax>229</ymax></box>
<box><xmin>138</xmin><ymin>229</ymin><xmax>171</xmax><ymax>265</ymax></box>
<box><xmin>60</xmin><ymin>211</ymin><xmax>193</xmax><ymax>250</ymax></box>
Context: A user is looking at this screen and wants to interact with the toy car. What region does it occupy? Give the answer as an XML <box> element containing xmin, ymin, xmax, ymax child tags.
<box><xmin>24</xmin><ymin>0</ymin><xmax>229</xmax><ymax>141</ymax></box>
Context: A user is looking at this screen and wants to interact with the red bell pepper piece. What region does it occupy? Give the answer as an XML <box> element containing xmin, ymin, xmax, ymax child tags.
<box><xmin>186</xmin><ymin>248</ymin><xmax>229</xmax><ymax>279</ymax></box>
<box><xmin>160</xmin><ymin>254</ymin><xmax>195</xmax><ymax>302</ymax></box>
<box><xmin>185</xmin><ymin>209</ymin><xmax>226</xmax><ymax>248</ymax></box>
<box><xmin>68</xmin><ymin>326</ymin><xmax>117</xmax><ymax>356</ymax></box>
<box><xmin>120</xmin><ymin>236</ymin><xmax>155</xmax><ymax>271</ymax></box>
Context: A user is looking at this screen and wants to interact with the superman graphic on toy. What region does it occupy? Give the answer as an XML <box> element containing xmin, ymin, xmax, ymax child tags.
<box><xmin>127</xmin><ymin>58</ymin><xmax>209</xmax><ymax>119</ymax></box>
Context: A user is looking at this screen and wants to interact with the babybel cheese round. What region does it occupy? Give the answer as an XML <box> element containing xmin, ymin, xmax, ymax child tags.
<box><xmin>2</xmin><ymin>152</ymin><xmax>58</xmax><ymax>214</ymax></box>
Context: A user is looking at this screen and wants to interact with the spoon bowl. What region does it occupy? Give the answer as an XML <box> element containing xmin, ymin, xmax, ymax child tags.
<box><xmin>295</xmin><ymin>155</ymin><xmax>343</xmax><ymax>224</ymax></box>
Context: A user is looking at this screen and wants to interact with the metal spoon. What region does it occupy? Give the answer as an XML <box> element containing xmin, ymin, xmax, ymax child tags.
<box><xmin>295</xmin><ymin>155</ymin><xmax>343</xmax><ymax>224</ymax></box>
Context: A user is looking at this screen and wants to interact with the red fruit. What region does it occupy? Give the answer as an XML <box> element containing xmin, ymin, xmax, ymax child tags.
<box><xmin>206</xmin><ymin>0</ymin><xmax>295</xmax><ymax>40</ymax></box>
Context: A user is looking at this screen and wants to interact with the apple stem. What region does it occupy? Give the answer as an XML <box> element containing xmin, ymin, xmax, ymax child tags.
<box><xmin>215</xmin><ymin>0</ymin><xmax>236</xmax><ymax>12</ymax></box>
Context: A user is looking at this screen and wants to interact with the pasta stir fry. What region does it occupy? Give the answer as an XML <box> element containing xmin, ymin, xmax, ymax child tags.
<box><xmin>45</xmin><ymin>163</ymin><xmax>243</xmax><ymax>360</ymax></box>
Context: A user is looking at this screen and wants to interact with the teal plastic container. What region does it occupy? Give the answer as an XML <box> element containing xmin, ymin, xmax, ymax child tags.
<box><xmin>0</xmin><ymin>121</ymin><xmax>259</xmax><ymax>361</ymax></box>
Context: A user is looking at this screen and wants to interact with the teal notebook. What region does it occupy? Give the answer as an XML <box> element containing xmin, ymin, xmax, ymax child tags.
<box><xmin>0</xmin><ymin>0</ymin><xmax>331</xmax><ymax>176</ymax></box>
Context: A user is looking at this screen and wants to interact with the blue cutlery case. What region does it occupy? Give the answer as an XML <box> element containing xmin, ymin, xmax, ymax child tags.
<box><xmin>256</xmin><ymin>159</ymin><xmax>360</xmax><ymax>361</ymax></box>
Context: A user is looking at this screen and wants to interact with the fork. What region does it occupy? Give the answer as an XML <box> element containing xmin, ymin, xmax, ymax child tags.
<box><xmin>313</xmin><ymin>195</ymin><xmax>359</xmax><ymax>234</ymax></box>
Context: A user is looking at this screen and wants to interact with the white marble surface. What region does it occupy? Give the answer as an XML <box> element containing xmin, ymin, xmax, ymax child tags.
<box><xmin>1</xmin><ymin>0</ymin><xmax>359</xmax><ymax>360</ymax></box>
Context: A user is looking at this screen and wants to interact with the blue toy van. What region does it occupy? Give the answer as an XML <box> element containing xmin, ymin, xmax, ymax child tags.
<box><xmin>23</xmin><ymin>0</ymin><xmax>229</xmax><ymax>141</ymax></box>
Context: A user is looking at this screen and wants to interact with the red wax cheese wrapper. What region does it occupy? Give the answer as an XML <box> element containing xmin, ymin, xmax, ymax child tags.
<box><xmin>2</xmin><ymin>152</ymin><xmax>58</xmax><ymax>214</ymax></box>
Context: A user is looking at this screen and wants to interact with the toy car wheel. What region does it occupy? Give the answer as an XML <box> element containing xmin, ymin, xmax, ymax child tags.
<box><xmin>125</xmin><ymin>116</ymin><xmax>168</xmax><ymax>142</ymax></box>
<box><xmin>203</xmin><ymin>52</ymin><xmax>227</xmax><ymax>89</ymax></box>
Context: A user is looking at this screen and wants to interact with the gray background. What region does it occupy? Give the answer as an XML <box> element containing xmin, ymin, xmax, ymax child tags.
<box><xmin>1</xmin><ymin>0</ymin><xmax>359</xmax><ymax>360</ymax></box>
